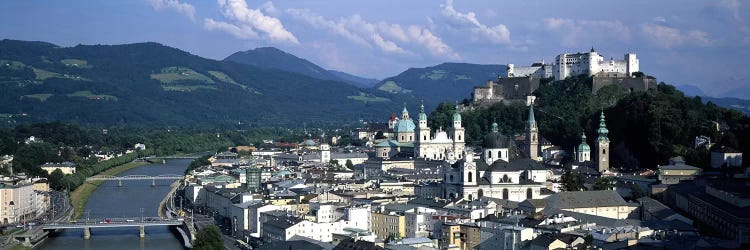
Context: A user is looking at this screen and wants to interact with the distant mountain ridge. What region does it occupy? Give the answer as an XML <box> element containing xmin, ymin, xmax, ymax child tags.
<box><xmin>224</xmin><ymin>47</ymin><xmax>378</xmax><ymax>88</ymax></box>
<box><xmin>0</xmin><ymin>39</ymin><xmax>403</xmax><ymax>126</ymax></box>
<box><xmin>374</xmin><ymin>62</ymin><xmax>504</xmax><ymax>108</ymax></box>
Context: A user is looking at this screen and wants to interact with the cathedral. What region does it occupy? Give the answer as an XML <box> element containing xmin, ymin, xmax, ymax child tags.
<box><xmin>375</xmin><ymin>102</ymin><xmax>465</xmax><ymax>161</ymax></box>
<box><xmin>441</xmin><ymin>104</ymin><xmax>550</xmax><ymax>202</ymax></box>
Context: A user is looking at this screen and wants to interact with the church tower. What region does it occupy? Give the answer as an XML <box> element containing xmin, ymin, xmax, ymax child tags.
<box><xmin>452</xmin><ymin>106</ymin><xmax>465</xmax><ymax>156</ymax></box>
<box><xmin>576</xmin><ymin>133</ymin><xmax>591</xmax><ymax>162</ymax></box>
<box><xmin>597</xmin><ymin>111</ymin><xmax>610</xmax><ymax>172</ymax></box>
<box><xmin>416</xmin><ymin>101</ymin><xmax>431</xmax><ymax>158</ymax></box>
<box><xmin>526</xmin><ymin>103</ymin><xmax>539</xmax><ymax>161</ymax></box>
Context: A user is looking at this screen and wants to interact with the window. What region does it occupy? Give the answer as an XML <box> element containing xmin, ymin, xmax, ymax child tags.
<box><xmin>424</xmin><ymin>135</ymin><xmax>427</xmax><ymax>140</ymax></box>
<box><xmin>502</xmin><ymin>189</ymin><xmax>509</xmax><ymax>200</ymax></box>
<box><xmin>450</xmin><ymin>175</ymin><xmax>454</xmax><ymax>182</ymax></box>
<box><xmin>603</xmin><ymin>149</ymin><xmax>606</xmax><ymax>154</ymax></box>
<box><xmin>468</xmin><ymin>172</ymin><xmax>473</xmax><ymax>182</ymax></box>
<box><xmin>527</xmin><ymin>188</ymin><xmax>533</xmax><ymax>199</ymax></box>
<box><xmin>458</xmin><ymin>135</ymin><xmax>462</xmax><ymax>140</ymax></box>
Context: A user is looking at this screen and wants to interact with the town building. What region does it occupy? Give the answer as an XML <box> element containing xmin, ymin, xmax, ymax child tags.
<box><xmin>40</xmin><ymin>162</ymin><xmax>77</xmax><ymax>175</ymax></box>
<box><xmin>711</xmin><ymin>146</ymin><xmax>743</xmax><ymax>168</ymax></box>
<box><xmin>657</xmin><ymin>157</ymin><xmax>702</xmax><ymax>185</ymax></box>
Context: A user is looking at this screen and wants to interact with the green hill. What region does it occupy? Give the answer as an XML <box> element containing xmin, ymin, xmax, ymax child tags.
<box><xmin>224</xmin><ymin>47</ymin><xmax>378</xmax><ymax>88</ymax></box>
<box><xmin>374</xmin><ymin>62</ymin><xmax>504</xmax><ymax>108</ymax></box>
<box><xmin>0</xmin><ymin>39</ymin><xmax>404</xmax><ymax>127</ymax></box>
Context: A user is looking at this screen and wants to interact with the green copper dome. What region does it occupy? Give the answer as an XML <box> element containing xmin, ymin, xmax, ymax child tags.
<box><xmin>452</xmin><ymin>111</ymin><xmax>461</xmax><ymax>122</ymax></box>
<box><xmin>577</xmin><ymin>133</ymin><xmax>590</xmax><ymax>152</ymax></box>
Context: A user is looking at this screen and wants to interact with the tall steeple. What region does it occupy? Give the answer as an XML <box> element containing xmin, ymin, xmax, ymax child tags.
<box><xmin>597</xmin><ymin>111</ymin><xmax>609</xmax><ymax>142</ymax></box>
<box><xmin>597</xmin><ymin>111</ymin><xmax>610</xmax><ymax>172</ymax></box>
<box><xmin>416</xmin><ymin>100</ymin><xmax>431</xmax><ymax>158</ymax></box>
<box><xmin>451</xmin><ymin>103</ymin><xmax>465</xmax><ymax>154</ymax></box>
<box><xmin>526</xmin><ymin>103</ymin><xmax>539</xmax><ymax>161</ymax></box>
<box><xmin>418</xmin><ymin>100</ymin><xmax>427</xmax><ymax>122</ymax></box>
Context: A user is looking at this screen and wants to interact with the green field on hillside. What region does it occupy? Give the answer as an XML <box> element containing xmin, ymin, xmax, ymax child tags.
<box><xmin>60</xmin><ymin>59</ymin><xmax>92</xmax><ymax>68</ymax></box>
<box><xmin>377</xmin><ymin>81</ymin><xmax>412</xmax><ymax>94</ymax></box>
<box><xmin>151</xmin><ymin>67</ymin><xmax>215</xmax><ymax>84</ymax></box>
<box><xmin>162</xmin><ymin>85</ymin><xmax>217</xmax><ymax>92</ymax></box>
<box><xmin>22</xmin><ymin>93</ymin><xmax>53</xmax><ymax>102</ymax></box>
<box><xmin>67</xmin><ymin>91</ymin><xmax>118</xmax><ymax>101</ymax></box>
<box><xmin>347</xmin><ymin>92</ymin><xmax>390</xmax><ymax>103</ymax></box>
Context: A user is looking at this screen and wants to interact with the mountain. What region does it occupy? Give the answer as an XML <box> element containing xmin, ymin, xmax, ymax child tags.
<box><xmin>328</xmin><ymin>70</ymin><xmax>379</xmax><ymax>88</ymax></box>
<box><xmin>374</xmin><ymin>62</ymin><xmax>504</xmax><ymax>108</ymax></box>
<box><xmin>0</xmin><ymin>39</ymin><xmax>403</xmax><ymax>127</ymax></box>
<box><xmin>675</xmin><ymin>84</ymin><xmax>706</xmax><ymax>97</ymax></box>
<box><xmin>224</xmin><ymin>47</ymin><xmax>377</xmax><ymax>88</ymax></box>
<box><xmin>701</xmin><ymin>96</ymin><xmax>750</xmax><ymax>115</ymax></box>
<box><xmin>674</xmin><ymin>85</ymin><xmax>749</xmax><ymax>115</ymax></box>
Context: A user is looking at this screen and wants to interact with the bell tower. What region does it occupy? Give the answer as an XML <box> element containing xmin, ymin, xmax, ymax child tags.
<box><xmin>526</xmin><ymin>103</ymin><xmax>539</xmax><ymax>161</ymax></box>
<box><xmin>597</xmin><ymin>111</ymin><xmax>610</xmax><ymax>172</ymax></box>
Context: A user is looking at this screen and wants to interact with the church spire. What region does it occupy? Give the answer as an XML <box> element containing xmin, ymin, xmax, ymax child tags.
<box><xmin>597</xmin><ymin>111</ymin><xmax>609</xmax><ymax>142</ymax></box>
<box><xmin>401</xmin><ymin>102</ymin><xmax>409</xmax><ymax>119</ymax></box>
<box><xmin>418</xmin><ymin>100</ymin><xmax>427</xmax><ymax>121</ymax></box>
<box><xmin>528</xmin><ymin>103</ymin><xmax>537</xmax><ymax>130</ymax></box>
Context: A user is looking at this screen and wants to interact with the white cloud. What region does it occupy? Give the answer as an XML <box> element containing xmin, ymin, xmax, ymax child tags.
<box><xmin>543</xmin><ymin>18</ymin><xmax>631</xmax><ymax>47</ymax></box>
<box><xmin>148</xmin><ymin>0</ymin><xmax>196</xmax><ymax>21</ymax></box>
<box><xmin>641</xmin><ymin>23</ymin><xmax>712</xmax><ymax>48</ymax></box>
<box><xmin>207</xmin><ymin>0</ymin><xmax>298</xmax><ymax>44</ymax></box>
<box><xmin>203</xmin><ymin>18</ymin><xmax>258</xmax><ymax>39</ymax></box>
<box><xmin>371</xmin><ymin>33</ymin><xmax>406</xmax><ymax>53</ymax></box>
<box><xmin>286</xmin><ymin>9</ymin><xmax>370</xmax><ymax>47</ymax></box>
<box><xmin>653</xmin><ymin>16</ymin><xmax>667</xmax><ymax>23</ymax></box>
<box><xmin>287</xmin><ymin>8</ymin><xmax>458</xmax><ymax>59</ymax></box>
<box><xmin>440</xmin><ymin>0</ymin><xmax>510</xmax><ymax>44</ymax></box>
<box><xmin>261</xmin><ymin>1</ymin><xmax>277</xmax><ymax>16</ymax></box>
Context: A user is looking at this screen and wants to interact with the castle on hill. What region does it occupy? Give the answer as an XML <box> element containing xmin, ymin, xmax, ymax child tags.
<box><xmin>472</xmin><ymin>48</ymin><xmax>655</xmax><ymax>106</ymax></box>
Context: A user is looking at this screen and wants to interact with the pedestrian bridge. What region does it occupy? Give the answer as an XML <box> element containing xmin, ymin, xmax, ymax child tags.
<box><xmin>85</xmin><ymin>174</ymin><xmax>183</xmax><ymax>186</ymax></box>
<box><xmin>42</xmin><ymin>217</ymin><xmax>184</xmax><ymax>239</ymax></box>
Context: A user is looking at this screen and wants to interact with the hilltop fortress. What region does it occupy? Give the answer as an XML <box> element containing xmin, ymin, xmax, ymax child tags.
<box><xmin>472</xmin><ymin>48</ymin><xmax>656</xmax><ymax>105</ymax></box>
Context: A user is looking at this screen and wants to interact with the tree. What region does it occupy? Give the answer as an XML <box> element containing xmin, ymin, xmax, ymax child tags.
<box><xmin>631</xmin><ymin>183</ymin><xmax>646</xmax><ymax>199</ymax></box>
<box><xmin>193</xmin><ymin>225</ymin><xmax>223</xmax><ymax>250</ymax></box>
<box><xmin>561</xmin><ymin>169</ymin><xmax>585</xmax><ymax>191</ymax></box>
<box><xmin>579</xmin><ymin>234</ymin><xmax>594</xmax><ymax>250</ymax></box>
<box><xmin>49</xmin><ymin>169</ymin><xmax>65</xmax><ymax>190</ymax></box>
<box><xmin>329</xmin><ymin>159</ymin><xmax>339</xmax><ymax>166</ymax></box>
<box><xmin>592</xmin><ymin>177</ymin><xmax>615</xmax><ymax>190</ymax></box>
<box><xmin>345</xmin><ymin>159</ymin><xmax>354</xmax><ymax>170</ymax></box>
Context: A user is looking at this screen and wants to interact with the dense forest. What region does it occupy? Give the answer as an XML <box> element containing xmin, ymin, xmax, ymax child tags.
<box><xmin>429</xmin><ymin>75</ymin><xmax>750</xmax><ymax>169</ymax></box>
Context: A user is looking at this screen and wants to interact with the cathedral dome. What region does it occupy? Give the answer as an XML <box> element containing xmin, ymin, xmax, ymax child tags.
<box><xmin>483</xmin><ymin>122</ymin><xmax>509</xmax><ymax>149</ymax></box>
<box><xmin>394</xmin><ymin>119</ymin><xmax>416</xmax><ymax>133</ymax></box>
<box><xmin>577</xmin><ymin>133</ymin><xmax>590</xmax><ymax>152</ymax></box>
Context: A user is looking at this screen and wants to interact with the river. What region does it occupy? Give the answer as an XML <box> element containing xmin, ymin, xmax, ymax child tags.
<box><xmin>39</xmin><ymin>159</ymin><xmax>191</xmax><ymax>250</ymax></box>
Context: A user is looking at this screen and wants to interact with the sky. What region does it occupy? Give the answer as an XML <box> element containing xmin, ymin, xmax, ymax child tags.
<box><xmin>1</xmin><ymin>0</ymin><xmax>749</xmax><ymax>98</ymax></box>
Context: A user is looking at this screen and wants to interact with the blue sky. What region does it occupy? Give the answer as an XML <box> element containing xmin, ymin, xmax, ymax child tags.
<box><xmin>1</xmin><ymin>0</ymin><xmax>749</xmax><ymax>98</ymax></box>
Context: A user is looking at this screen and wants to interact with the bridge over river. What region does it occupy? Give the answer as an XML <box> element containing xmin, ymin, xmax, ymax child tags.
<box><xmin>85</xmin><ymin>174</ymin><xmax>183</xmax><ymax>186</ymax></box>
<box><xmin>42</xmin><ymin>217</ymin><xmax>184</xmax><ymax>239</ymax></box>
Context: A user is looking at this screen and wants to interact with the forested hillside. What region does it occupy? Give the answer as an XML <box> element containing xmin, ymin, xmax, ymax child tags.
<box><xmin>0</xmin><ymin>40</ymin><xmax>403</xmax><ymax>127</ymax></box>
<box><xmin>429</xmin><ymin>76</ymin><xmax>750</xmax><ymax>169</ymax></box>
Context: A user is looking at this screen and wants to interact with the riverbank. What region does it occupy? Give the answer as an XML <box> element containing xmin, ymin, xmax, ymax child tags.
<box><xmin>69</xmin><ymin>161</ymin><xmax>150</xmax><ymax>220</ymax></box>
